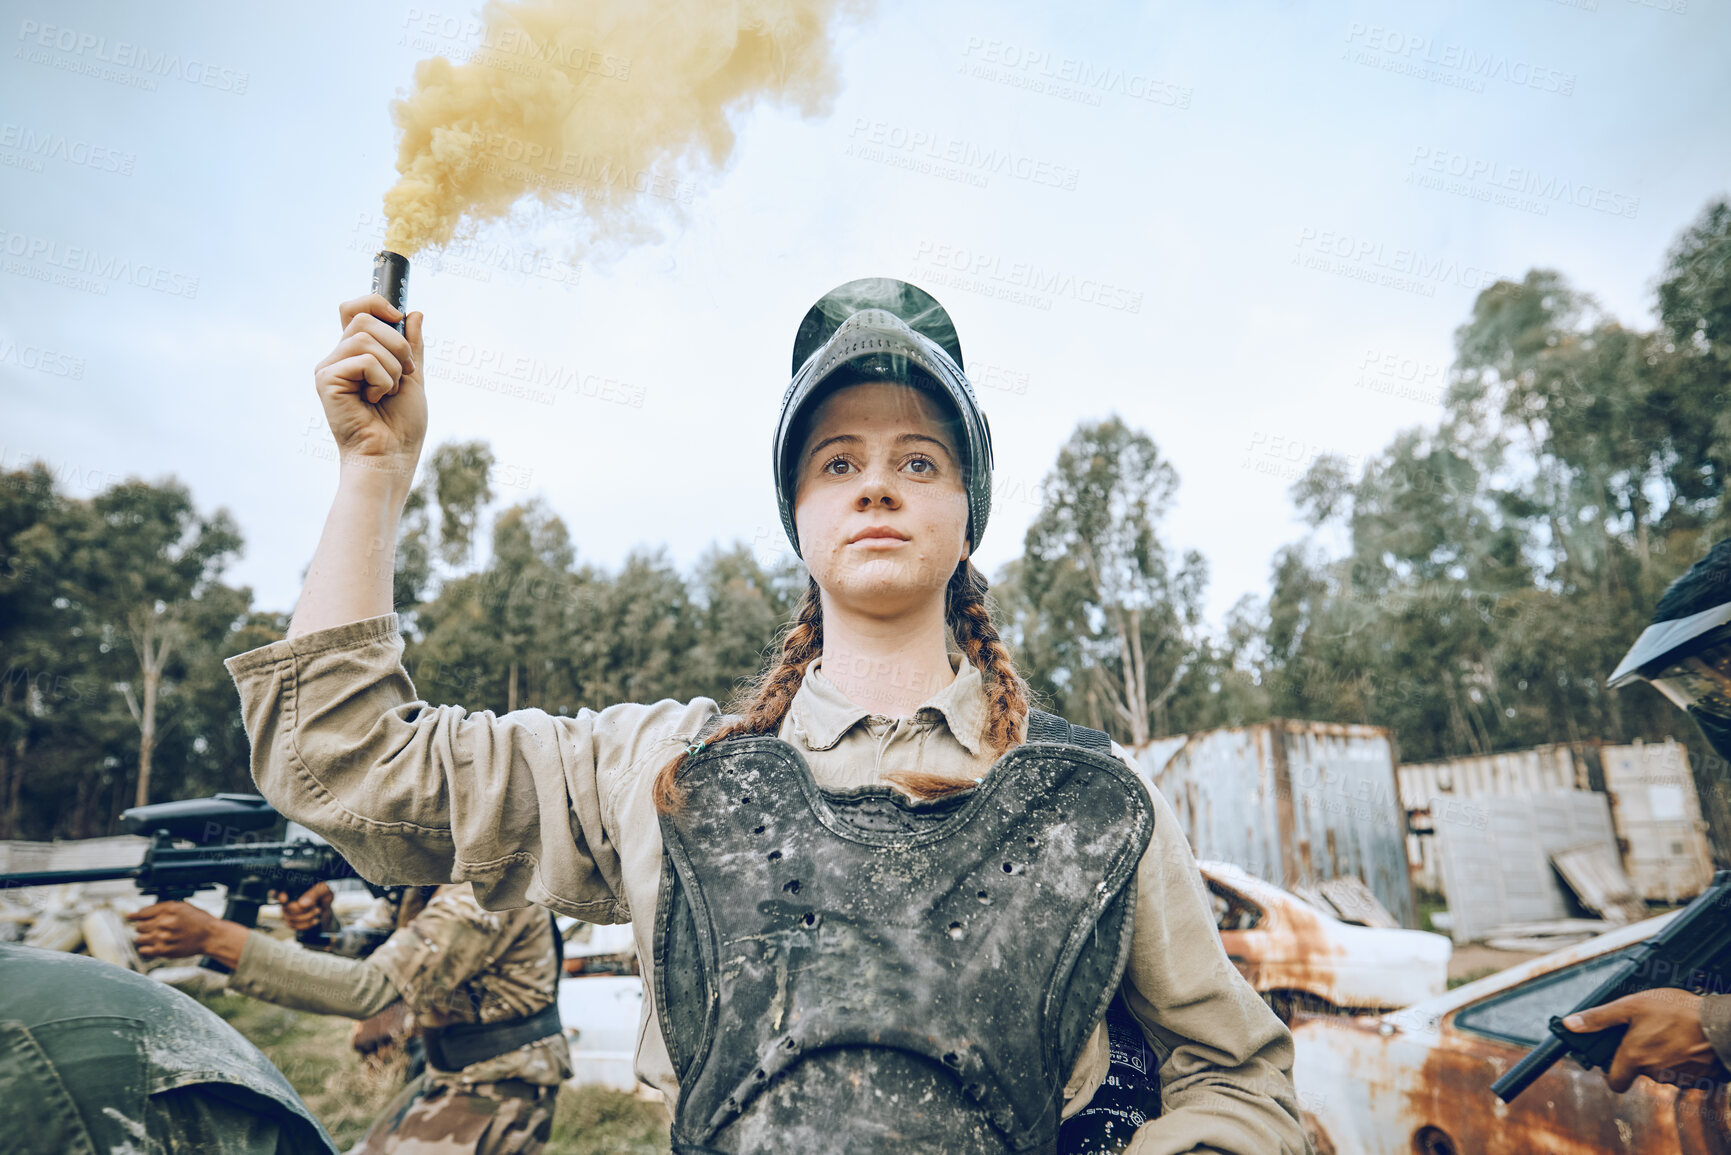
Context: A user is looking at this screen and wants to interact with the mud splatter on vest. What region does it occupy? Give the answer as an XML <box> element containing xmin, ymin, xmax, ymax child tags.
<box><xmin>654</xmin><ymin>712</ymin><xmax>1154</xmax><ymax>1154</ymax></box>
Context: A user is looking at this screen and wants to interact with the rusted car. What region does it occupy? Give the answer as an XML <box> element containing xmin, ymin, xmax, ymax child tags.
<box><xmin>555</xmin><ymin>918</ymin><xmax>647</xmax><ymax>1090</ymax></box>
<box><xmin>1199</xmin><ymin>860</ymin><xmax>1451</xmax><ymax>1018</ymax></box>
<box><xmin>559</xmin><ymin>917</ymin><xmax>638</xmax><ymax>976</ymax></box>
<box><xmin>1292</xmin><ymin>912</ymin><xmax>1731</xmax><ymax>1155</ymax></box>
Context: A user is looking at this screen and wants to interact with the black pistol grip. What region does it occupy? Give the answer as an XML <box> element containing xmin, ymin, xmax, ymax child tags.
<box><xmin>1548</xmin><ymin>1014</ymin><xmax>1630</xmax><ymax>1073</ymax></box>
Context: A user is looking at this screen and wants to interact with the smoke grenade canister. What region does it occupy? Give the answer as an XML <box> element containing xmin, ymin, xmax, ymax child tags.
<box><xmin>372</xmin><ymin>250</ymin><xmax>410</xmax><ymax>334</ymax></box>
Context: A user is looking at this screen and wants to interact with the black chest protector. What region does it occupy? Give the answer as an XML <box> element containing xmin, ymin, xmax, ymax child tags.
<box><xmin>653</xmin><ymin>712</ymin><xmax>1155</xmax><ymax>1155</ymax></box>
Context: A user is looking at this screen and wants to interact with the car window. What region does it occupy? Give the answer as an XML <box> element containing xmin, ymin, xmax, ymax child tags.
<box><xmin>1452</xmin><ymin>948</ymin><xmax>1639</xmax><ymax>1046</ymax></box>
<box><xmin>1207</xmin><ymin>882</ymin><xmax>1263</xmax><ymax>931</ymax></box>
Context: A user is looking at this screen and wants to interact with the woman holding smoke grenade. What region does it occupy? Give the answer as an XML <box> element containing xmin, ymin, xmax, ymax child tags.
<box><xmin>226</xmin><ymin>276</ymin><xmax>1306</xmax><ymax>1154</ymax></box>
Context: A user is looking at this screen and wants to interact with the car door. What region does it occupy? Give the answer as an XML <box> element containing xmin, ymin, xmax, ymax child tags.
<box><xmin>1207</xmin><ymin>878</ymin><xmax>1273</xmax><ymax>986</ymax></box>
<box><xmin>1412</xmin><ymin>949</ymin><xmax>1685</xmax><ymax>1154</ymax></box>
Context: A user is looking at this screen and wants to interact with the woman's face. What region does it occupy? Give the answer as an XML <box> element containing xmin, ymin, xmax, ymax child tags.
<box><xmin>793</xmin><ymin>381</ymin><xmax>970</xmax><ymax>615</ymax></box>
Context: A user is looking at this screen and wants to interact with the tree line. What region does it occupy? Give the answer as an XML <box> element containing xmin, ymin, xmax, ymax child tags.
<box><xmin>4</xmin><ymin>197</ymin><xmax>1728</xmax><ymax>851</ymax></box>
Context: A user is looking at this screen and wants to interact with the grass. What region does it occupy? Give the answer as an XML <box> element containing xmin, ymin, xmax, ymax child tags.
<box><xmin>201</xmin><ymin>991</ymin><xmax>670</xmax><ymax>1154</ymax></box>
<box><xmin>1414</xmin><ymin>891</ymin><xmax>1448</xmax><ymax>935</ymax></box>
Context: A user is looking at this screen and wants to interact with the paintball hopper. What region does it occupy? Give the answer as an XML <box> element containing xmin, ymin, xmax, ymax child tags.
<box><xmin>120</xmin><ymin>793</ymin><xmax>282</xmax><ymax>844</ymax></box>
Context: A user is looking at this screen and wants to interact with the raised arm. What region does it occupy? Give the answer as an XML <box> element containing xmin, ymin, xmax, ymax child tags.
<box><xmin>228</xmin><ymin>295</ymin><xmax>678</xmax><ymax>921</ymax></box>
<box><xmin>226</xmin><ymin>608</ymin><xmax>662</xmax><ymax>922</ymax></box>
<box><xmin>290</xmin><ymin>294</ymin><xmax>425</xmax><ymax>639</ymax></box>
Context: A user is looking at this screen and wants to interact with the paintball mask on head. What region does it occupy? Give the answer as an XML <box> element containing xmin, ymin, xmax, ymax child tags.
<box><xmin>773</xmin><ymin>277</ymin><xmax>994</xmax><ymax>559</ymax></box>
<box><xmin>1609</xmin><ymin>537</ymin><xmax>1731</xmax><ymax>762</ymax></box>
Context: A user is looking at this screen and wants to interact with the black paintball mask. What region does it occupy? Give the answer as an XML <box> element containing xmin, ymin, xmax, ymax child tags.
<box><xmin>1609</xmin><ymin>537</ymin><xmax>1731</xmax><ymax>762</ymax></box>
<box><xmin>773</xmin><ymin>277</ymin><xmax>994</xmax><ymax>559</ymax></box>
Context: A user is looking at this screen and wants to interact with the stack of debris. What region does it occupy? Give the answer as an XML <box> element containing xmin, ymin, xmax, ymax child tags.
<box><xmin>2</xmin><ymin>881</ymin><xmax>153</xmax><ymax>971</ymax></box>
<box><xmin>1293</xmin><ymin>875</ymin><xmax>1402</xmax><ymax>929</ymax></box>
<box><xmin>1479</xmin><ymin>919</ymin><xmax>1616</xmax><ymax>953</ymax></box>
<box><xmin>1551</xmin><ymin>844</ymin><xmax>1648</xmax><ymax>925</ymax></box>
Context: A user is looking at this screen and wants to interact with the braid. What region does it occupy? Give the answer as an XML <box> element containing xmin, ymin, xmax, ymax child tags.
<box><xmin>656</xmin><ymin>562</ymin><xmax>1030</xmax><ymax>810</ymax></box>
<box><xmin>885</xmin><ymin>560</ymin><xmax>1033</xmax><ymax>801</ymax></box>
<box><xmin>652</xmin><ymin>577</ymin><xmax>824</xmax><ymax>812</ymax></box>
<box><xmin>945</xmin><ymin>559</ymin><xmax>1032</xmax><ymax>755</ymax></box>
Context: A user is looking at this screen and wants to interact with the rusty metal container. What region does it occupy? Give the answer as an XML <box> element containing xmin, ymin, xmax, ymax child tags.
<box><xmin>1399</xmin><ymin>739</ymin><xmax>1715</xmax><ymax>904</ymax></box>
<box><xmin>1130</xmin><ymin>719</ymin><xmax>1417</xmax><ymax>929</ymax></box>
<box><xmin>1599</xmin><ymin>740</ymin><xmax>1716</xmax><ymax>904</ymax></box>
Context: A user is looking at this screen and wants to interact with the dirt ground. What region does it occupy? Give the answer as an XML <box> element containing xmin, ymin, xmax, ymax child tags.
<box><xmin>1447</xmin><ymin>943</ymin><xmax>1544</xmax><ymax>984</ymax></box>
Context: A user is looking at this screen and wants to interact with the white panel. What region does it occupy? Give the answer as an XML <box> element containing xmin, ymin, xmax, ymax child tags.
<box><xmin>1648</xmin><ymin>784</ymin><xmax>1686</xmax><ymax>822</ymax></box>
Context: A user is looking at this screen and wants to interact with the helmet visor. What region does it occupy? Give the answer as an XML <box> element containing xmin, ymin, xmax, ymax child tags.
<box><xmin>1608</xmin><ymin>600</ymin><xmax>1731</xmax><ymax>689</ymax></box>
<box><xmin>1639</xmin><ymin>627</ymin><xmax>1731</xmax><ymax>719</ymax></box>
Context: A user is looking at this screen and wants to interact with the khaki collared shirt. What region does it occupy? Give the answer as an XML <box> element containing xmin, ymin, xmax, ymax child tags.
<box><xmin>225</xmin><ymin>614</ymin><xmax>1305</xmax><ymax>1154</ymax></box>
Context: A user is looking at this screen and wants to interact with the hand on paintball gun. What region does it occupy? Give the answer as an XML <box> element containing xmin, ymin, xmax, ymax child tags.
<box><xmin>128</xmin><ymin>901</ymin><xmax>250</xmax><ymax>970</ymax></box>
<box><xmin>313</xmin><ymin>294</ymin><xmax>426</xmax><ymax>476</ymax></box>
<box><xmin>272</xmin><ymin>881</ymin><xmax>334</xmax><ymax>933</ymax></box>
<box><xmin>1563</xmin><ymin>989</ymin><xmax>1726</xmax><ymax>1092</ymax></box>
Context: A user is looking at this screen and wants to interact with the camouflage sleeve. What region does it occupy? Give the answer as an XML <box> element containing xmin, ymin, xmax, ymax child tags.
<box><xmin>228</xmin><ymin>930</ymin><xmax>401</xmax><ymax>1019</ymax></box>
<box><xmin>312</xmin><ymin>894</ymin><xmax>398</xmax><ymax>958</ymax></box>
<box><xmin>366</xmin><ymin>886</ymin><xmax>531</xmax><ymax>1022</ymax></box>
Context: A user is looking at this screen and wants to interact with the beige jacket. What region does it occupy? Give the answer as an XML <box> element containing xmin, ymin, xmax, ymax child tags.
<box><xmin>225</xmin><ymin>614</ymin><xmax>1305</xmax><ymax>1154</ymax></box>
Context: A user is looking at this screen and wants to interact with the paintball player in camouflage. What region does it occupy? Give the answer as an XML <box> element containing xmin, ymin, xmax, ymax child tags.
<box><xmin>129</xmin><ymin>880</ymin><xmax>570</xmax><ymax>1154</ymax></box>
<box><xmin>1589</xmin><ymin>536</ymin><xmax>1731</xmax><ymax>1092</ymax></box>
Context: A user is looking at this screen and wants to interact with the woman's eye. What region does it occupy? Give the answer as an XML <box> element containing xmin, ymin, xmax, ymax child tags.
<box><xmin>906</xmin><ymin>456</ymin><xmax>937</xmax><ymax>474</ymax></box>
<box><xmin>821</xmin><ymin>456</ymin><xmax>852</xmax><ymax>475</ymax></box>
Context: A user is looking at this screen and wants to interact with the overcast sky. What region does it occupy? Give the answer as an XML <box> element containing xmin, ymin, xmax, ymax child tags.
<box><xmin>3</xmin><ymin>0</ymin><xmax>1727</xmax><ymax>632</ymax></box>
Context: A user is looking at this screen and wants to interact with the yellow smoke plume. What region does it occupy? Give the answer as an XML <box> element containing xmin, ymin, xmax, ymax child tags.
<box><xmin>383</xmin><ymin>0</ymin><xmax>858</xmax><ymax>256</ymax></box>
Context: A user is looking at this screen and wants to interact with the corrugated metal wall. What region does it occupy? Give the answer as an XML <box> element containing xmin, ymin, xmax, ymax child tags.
<box><xmin>1435</xmin><ymin>790</ymin><xmax>1621</xmax><ymax>942</ymax></box>
<box><xmin>1399</xmin><ymin>739</ymin><xmax>1714</xmax><ymax>904</ymax></box>
<box><xmin>0</xmin><ymin>835</ymin><xmax>147</xmax><ymax>873</ymax></box>
<box><xmin>1133</xmin><ymin>720</ymin><xmax>1417</xmax><ymax>928</ymax></box>
<box><xmin>1397</xmin><ymin>743</ymin><xmax>1590</xmax><ymax>811</ymax></box>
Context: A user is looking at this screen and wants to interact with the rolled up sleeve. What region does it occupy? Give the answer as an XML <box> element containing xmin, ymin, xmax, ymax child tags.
<box><xmin>223</xmin><ymin>613</ymin><xmax>716</xmax><ymax>921</ymax></box>
<box><xmin>1124</xmin><ymin>785</ymin><xmax>1306</xmax><ymax>1155</ymax></box>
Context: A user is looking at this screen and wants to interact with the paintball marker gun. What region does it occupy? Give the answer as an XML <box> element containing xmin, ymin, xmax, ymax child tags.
<box><xmin>0</xmin><ymin>793</ymin><xmax>386</xmax><ymax>974</ymax></box>
<box><xmin>1492</xmin><ymin>869</ymin><xmax>1731</xmax><ymax>1103</ymax></box>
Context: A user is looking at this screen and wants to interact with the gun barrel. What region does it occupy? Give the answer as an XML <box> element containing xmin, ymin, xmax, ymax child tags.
<box><xmin>1</xmin><ymin>865</ymin><xmax>141</xmax><ymax>889</ymax></box>
<box><xmin>1492</xmin><ymin>1035</ymin><xmax>1567</xmax><ymax>1103</ymax></box>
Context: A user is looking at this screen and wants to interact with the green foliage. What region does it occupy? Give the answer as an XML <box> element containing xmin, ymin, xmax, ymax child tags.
<box><xmin>1009</xmin><ymin>417</ymin><xmax>1209</xmax><ymax>743</ymax></box>
<box><xmin>9</xmin><ymin>197</ymin><xmax>1731</xmax><ymax>854</ymax></box>
<box><xmin>0</xmin><ymin>465</ymin><xmax>260</xmax><ymax>837</ymax></box>
<box><xmin>1250</xmin><ymin>198</ymin><xmax>1731</xmax><ymax>850</ymax></box>
<box><xmin>0</xmin><ymin>434</ymin><xmax>812</xmax><ymax>837</ymax></box>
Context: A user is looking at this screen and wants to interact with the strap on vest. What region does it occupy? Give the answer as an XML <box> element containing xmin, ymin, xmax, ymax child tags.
<box><xmin>1025</xmin><ymin>708</ymin><xmax>1112</xmax><ymax>755</ymax></box>
<box><xmin>421</xmin><ymin>1002</ymin><xmax>563</xmax><ymax>1073</ymax></box>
